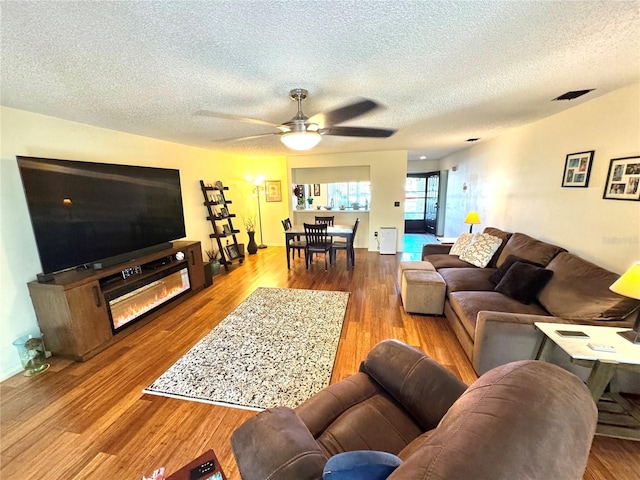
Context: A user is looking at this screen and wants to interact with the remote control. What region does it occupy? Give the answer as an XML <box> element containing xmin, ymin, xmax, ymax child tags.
<box><xmin>190</xmin><ymin>460</ymin><xmax>216</xmax><ymax>480</ymax></box>
<box><xmin>588</xmin><ymin>343</ymin><xmax>616</xmax><ymax>353</ymax></box>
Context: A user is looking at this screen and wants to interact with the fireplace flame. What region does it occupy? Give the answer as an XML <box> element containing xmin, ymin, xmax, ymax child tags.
<box><xmin>109</xmin><ymin>269</ymin><xmax>190</xmax><ymax>330</ymax></box>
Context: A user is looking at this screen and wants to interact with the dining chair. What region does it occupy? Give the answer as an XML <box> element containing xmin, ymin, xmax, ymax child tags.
<box><xmin>303</xmin><ymin>223</ymin><xmax>332</xmax><ymax>270</ymax></box>
<box><xmin>315</xmin><ymin>216</ymin><xmax>334</xmax><ymax>226</ymax></box>
<box><xmin>315</xmin><ymin>216</ymin><xmax>335</xmax><ymax>246</ymax></box>
<box><xmin>282</xmin><ymin>218</ymin><xmax>306</xmax><ymax>261</ymax></box>
<box><xmin>332</xmin><ymin>217</ymin><xmax>359</xmax><ymax>267</ymax></box>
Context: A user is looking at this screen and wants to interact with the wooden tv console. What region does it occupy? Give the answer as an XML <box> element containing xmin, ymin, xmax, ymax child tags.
<box><xmin>27</xmin><ymin>241</ymin><xmax>204</xmax><ymax>361</ymax></box>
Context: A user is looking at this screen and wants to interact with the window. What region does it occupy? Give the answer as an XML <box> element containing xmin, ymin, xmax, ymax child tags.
<box><xmin>404</xmin><ymin>177</ymin><xmax>426</xmax><ymax>220</ymax></box>
<box><xmin>326</xmin><ymin>182</ymin><xmax>371</xmax><ymax>209</ymax></box>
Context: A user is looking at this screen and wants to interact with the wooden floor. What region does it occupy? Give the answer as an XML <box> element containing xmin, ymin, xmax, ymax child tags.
<box><xmin>1</xmin><ymin>247</ymin><xmax>639</xmax><ymax>479</ymax></box>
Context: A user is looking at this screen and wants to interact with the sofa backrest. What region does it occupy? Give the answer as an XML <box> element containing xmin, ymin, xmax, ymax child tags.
<box><xmin>482</xmin><ymin>227</ymin><xmax>512</xmax><ymax>267</ymax></box>
<box><xmin>538</xmin><ymin>252</ymin><xmax>640</xmax><ymax>320</ymax></box>
<box><xmin>360</xmin><ymin>339</ymin><xmax>467</xmax><ymax>431</ymax></box>
<box><xmin>390</xmin><ymin>361</ymin><xmax>597</xmax><ymax>480</ymax></box>
<box><xmin>496</xmin><ymin>232</ymin><xmax>566</xmax><ymax>268</ymax></box>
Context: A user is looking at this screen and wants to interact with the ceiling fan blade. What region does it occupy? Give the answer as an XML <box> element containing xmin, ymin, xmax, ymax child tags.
<box><xmin>320</xmin><ymin>126</ymin><xmax>396</xmax><ymax>138</ymax></box>
<box><xmin>212</xmin><ymin>133</ymin><xmax>279</xmax><ymax>143</ymax></box>
<box><xmin>195</xmin><ymin>110</ymin><xmax>279</xmax><ymax>128</ymax></box>
<box><xmin>308</xmin><ymin>98</ymin><xmax>381</xmax><ymax>127</ymax></box>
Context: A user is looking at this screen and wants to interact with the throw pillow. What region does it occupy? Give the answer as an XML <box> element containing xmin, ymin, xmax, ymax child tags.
<box><xmin>488</xmin><ymin>254</ymin><xmax>543</xmax><ymax>284</ymax></box>
<box><xmin>494</xmin><ymin>262</ymin><xmax>554</xmax><ymax>304</ymax></box>
<box><xmin>449</xmin><ymin>233</ymin><xmax>475</xmax><ymax>256</ymax></box>
<box><xmin>459</xmin><ymin>233</ymin><xmax>503</xmax><ymax>268</ymax></box>
<box><xmin>323</xmin><ymin>450</ymin><xmax>402</xmax><ymax>480</ymax></box>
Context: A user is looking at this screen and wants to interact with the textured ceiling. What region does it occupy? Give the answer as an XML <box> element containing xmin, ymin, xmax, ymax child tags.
<box><xmin>2</xmin><ymin>1</ymin><xmax>639</xmax><ymax>160</ymax></box>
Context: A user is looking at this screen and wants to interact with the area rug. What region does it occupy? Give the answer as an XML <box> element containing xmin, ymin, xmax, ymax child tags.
<box><xmin>143</xmin><ymin>287</ymin><xmax>349</xmax><ymax>411</ymax></box>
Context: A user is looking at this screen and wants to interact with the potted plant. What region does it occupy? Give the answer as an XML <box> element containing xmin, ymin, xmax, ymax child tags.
<box><xmin>205</xmin><ymin>248</ymin><xmax>221</xmax><ymax>275</ymax></box>
<box><xmin>293</xmin><ymin>185</ymin><xmax>305</xmax><ymax>209</ymax></box>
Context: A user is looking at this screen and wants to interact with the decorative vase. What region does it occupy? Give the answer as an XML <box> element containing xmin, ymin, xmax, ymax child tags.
<box><xmin>12</xmin><ymin>335</ymin><xmax>49</xmax><ymax>376</ymax></box>
<box><xmin>209</xmin><ymin>260</ymin><xmax>220</xmax><ymax>275</ymax></box>
<box><xmin>247</xmin><ymin>231</ymin><xmax>258</xmax><ymax>254</ymax></box>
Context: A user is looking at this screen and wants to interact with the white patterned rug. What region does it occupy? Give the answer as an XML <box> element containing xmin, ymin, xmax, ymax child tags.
<box><xmin>143</xmin><ymin>287</ymin><xmax>349</xmax><ymax>411</ymax></box>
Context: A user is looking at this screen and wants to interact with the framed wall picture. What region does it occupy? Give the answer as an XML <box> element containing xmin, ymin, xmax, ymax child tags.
<box><xmin>603</xmin><ymin>156</ymin><xmax>640</xmax><ymax>201</ymax></box>
<box><xmin>265</xmin><ymin>180</ymin><xmax>282</xmax><ymax>202</ymax></box>
<box><xmin>562</xmin><ymin>151</ymin><xmax>594</xmax><ymax>187</ymax></box>
<box><xmin>225</xmin><ymin>244</ymin><xmax>240</xmax><ymax>260</ymax></box>
<box><xmin>313</xmin><ymin>184</ymin><xmax>321</xmax><ymax>196</ymax></box>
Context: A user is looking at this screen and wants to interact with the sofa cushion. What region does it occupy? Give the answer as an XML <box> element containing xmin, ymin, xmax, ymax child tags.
<box><xmin>459</xmin><ymin>233</ymin><xmax>503</xmax><ymax>268</ymax></box>
<box><xmin>488</xmin><ymin>254</ymin><xmax>543</xmax><ymax>284</ymax></box>
<box><xmin>482</xmin><ymin>227</ymin><xmax>512</xmax><ymax>268</ymax></box>
<box><xmin>494</xmin><ymin>262</ymin><xmax>554</xmax><ymax>304</ymax></box>
<box><xmin>449</xmin><ymin>233</ymin><xmax>475</xmax><ymax>256</ymax></box>
<box><xmin>496</xmin><ymin>233</ymin><xmax>566</xmax><ymax>268</ymax></box>
<box><xmin>314</xmin><ymin>392</ymin><xmax>423</xmax><ymax>457</ymax></box>
<box><xmin>424</xmin><ymin>254</ymin><xmax>476</xmax><ymax>270</ymax></box>
<box><xmin>448</xmin><ymin>291</ymin><xmax>549</xmax><ymax>340</ymax></box>
<box><xmin>538</xmin><ymin>252</ymin><xmax>640</xmax><ymax>320</ymax></box>
<box><xmin>421</xmin><ymin>243</ymin><xmax>453</xmax><ymax>258</ymax></box>
<box><xmin>439</xmin><ymin>268</ymin><xmax>497</xmax><ymax>293</ymax></box>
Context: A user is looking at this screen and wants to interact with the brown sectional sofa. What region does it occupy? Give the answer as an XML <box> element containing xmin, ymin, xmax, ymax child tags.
<box><xmin>422</xmin><ymin>228</ymin><xmax>640</xmax><ymax>391</ymax></box>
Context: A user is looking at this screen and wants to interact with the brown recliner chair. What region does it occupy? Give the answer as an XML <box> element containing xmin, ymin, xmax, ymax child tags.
<box><xmin>231</xmin><ymin>339</ymin><xmax>597</xmax><ymax>480</ymax></box>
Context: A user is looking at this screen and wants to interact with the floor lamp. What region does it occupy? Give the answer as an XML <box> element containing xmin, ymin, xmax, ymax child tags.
<box><xmin>253</xmin><ymin>183</ymin><xmax>267</xmax><ymax>249</ymax></box>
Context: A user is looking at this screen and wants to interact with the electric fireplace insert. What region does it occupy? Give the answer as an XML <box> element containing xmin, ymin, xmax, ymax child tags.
<box><xmin>103</xmin><ymin>262</ymin><xmax>191</xmax><ymax>333</ymax></box>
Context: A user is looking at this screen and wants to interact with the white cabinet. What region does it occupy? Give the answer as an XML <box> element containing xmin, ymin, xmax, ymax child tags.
<box><xmin>379</xmin><ymin>227</ymin><xmax>397</xmax><ymax>254</ymax></box>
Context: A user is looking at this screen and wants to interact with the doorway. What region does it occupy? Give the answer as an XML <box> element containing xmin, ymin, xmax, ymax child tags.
<box><xmin>405</xmin><ymin>172</ymin><xmax>440</xmax><ymax>234</ymax></box>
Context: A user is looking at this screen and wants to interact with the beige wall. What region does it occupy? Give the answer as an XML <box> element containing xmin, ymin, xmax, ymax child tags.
<box><xmin>440</xmin><ymin>82</ymin><xmax>640</xmax><ymax>274</ymax></box>
<box><xmin>3</xmin><ymin>82</ymin><xmax>637</xmax><ymax>379</ymax></box>
<box><xmin>407</xmin><ymin>159</ymin><xmax>440</xmax><ymax>174</ymax></box>
<box><xmin>287</xmin><ymin>150</ymin><xmax>409</xmax><ymax>251</ymax></box>
<box><xmin>0</xmin><ymin>107</ymin><xmax>286</xmax><ymax>379</ymax></box>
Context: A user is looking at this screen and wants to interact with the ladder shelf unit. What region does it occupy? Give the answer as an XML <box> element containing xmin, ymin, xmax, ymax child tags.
<box><xmin>200</xmin><ymin>180</ymin><xmax>244</xmax><ymax>271</ymax></box>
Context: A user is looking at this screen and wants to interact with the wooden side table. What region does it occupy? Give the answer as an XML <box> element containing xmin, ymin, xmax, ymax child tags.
<box><xmin>166</xmin><ymin>450</ymin><xmax>227</xmax><ymax>480</ymax></box>
<box><xmin>534</xmin><ymin>322</ymin><xmax>640</xmax><ymax>440</ymax></box>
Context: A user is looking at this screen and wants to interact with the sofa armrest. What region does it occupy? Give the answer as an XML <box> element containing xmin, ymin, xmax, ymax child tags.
<box><xmin>473</xmin><ymin>310</ymin><xmax>639</xmax><ymax>375</ymax></box>
<box><xmin>421</xmin><ymin>243</ymin><xmax>452</xmax><ymax>259</ymax></box>
<box><xmin>472</xmin><ymin>311</ymin><xmax>573</xmax><ymax>375</ymax></box>
<box><xmin>231</xmin><ymin>407</ymin><xmax>327</xmax><ymax>480</ymax></box>
<box><xmin>360</xmin><ymin>339</ymin><xmax>467</xmax><ymax>430</ymax></box>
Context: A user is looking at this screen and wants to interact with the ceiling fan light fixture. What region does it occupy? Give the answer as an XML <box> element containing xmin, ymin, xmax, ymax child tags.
<box><xmin>280</xmin><ymin>131</ymin><xmax>321</xmax><ymax>151</ymax></box>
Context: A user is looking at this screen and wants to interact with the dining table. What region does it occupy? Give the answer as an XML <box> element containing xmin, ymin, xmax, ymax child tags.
<box><xmin>285</xmin><ymin>224</ymin><xmax>354</xmax><ymax>270</ymax></box>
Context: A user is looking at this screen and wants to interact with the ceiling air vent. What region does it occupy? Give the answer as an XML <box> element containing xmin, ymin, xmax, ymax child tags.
<box><xmin>552</xmin><ymin>89</ymin><xmax>594</xmax><ymax>101</ymax></box>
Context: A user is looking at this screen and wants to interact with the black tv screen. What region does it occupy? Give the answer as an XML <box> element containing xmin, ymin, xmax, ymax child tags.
<box><xmin>17</xmin><ymin>156</ymin><xmax>186</xmax><ymax>274</ymax></box>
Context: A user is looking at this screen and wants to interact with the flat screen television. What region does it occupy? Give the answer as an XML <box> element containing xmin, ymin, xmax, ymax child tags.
<box><xmin>17</xmin><ymin>156</ymin><xmax>186</xmax><ymax>275</ymax></box>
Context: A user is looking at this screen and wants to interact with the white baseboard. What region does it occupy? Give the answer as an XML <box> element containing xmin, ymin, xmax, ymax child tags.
<box><xmin>0</xmin><ymin>361</ymin><xmax>24</xmax><ymax>382</ymax></box>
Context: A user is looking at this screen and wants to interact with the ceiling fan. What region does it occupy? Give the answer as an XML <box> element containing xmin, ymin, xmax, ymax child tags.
<box><xmin>194</xmin><ymin>88</ymin><xmax>397</xmax><ymax>151</ymax></box>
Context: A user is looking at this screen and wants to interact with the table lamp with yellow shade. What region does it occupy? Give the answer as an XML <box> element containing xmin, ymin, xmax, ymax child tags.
<box><xmin>609</xmin><ymin>262</ymin><xmax>640</xmax><ymax>344</ymax></box>
<box><xmin>463</xmin><ymin>211</ymin><xmax>481</xmax><ymax>233</ymax></box>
